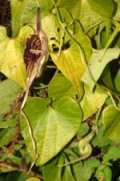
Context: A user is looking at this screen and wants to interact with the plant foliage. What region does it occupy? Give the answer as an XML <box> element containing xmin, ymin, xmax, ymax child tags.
<box><xmin>0</xmin><ymin>0</ymin><xmax>120</xmax><ymax>180</ymax></box>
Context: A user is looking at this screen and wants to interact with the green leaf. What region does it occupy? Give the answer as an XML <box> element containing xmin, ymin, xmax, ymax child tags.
<box><xmin>62</xmin><ymin>166</ymin><xmax>75</xmax><ymax>181</ymax></box>
<box><xmin>11</xmin><ymin>0</ymin><xmax>36</xmax><ymax>37</ymax></box>
<box><xmin>103</xmin><ymin>166</ymin><xmax>112</xmax><ymax>181</ymax></box>
<box><xmin>58</xmin><ymin>0</ymin><xmax>78</xmax><ymax>9</ymax></box>
<box><xmin>0</xmin><ymin>172</ymin><xmax>28</xmax><ymax>181</ymax></box>
<box><xmin>0</xmin><ymin>128</ymin><xmax>16</xmax><ymax>146</ymax></box>
<box><xmin>80</xmin><ymin>86</ymin><xmax>108</xmax><ymax>120</ymax></box>
<box><xmin>82</xmin><ymin>48</ymin><xmax>120</xmax><ymax>90</ymax></box>
<box><xmin>79</xmin><ymin>0</ymin><xmax>103</xmax><ymax>35</ymax></box>
<box><xmin>73</xmin><ymin>158</ymin><xmax>100</xmax><ymax>181</ymax></box>
<box><xmin>77</xmin><ymin>122</ymin><xmax>89</xmax><ymax>138</ymax></box>
<box><xmin>11</xmin><ymin>0</ymin><xmax>53</xmax><ymax>37</ymax></box>
<box><xmin>92</xmin><ymin>125</ymin><xmax>111</xmax><ymax>147</ymax></box>
<box><xmin>114</xmin><ymin>69</ymin><xmax>120</xmax><ymax>92</ymax></box>
<box><xmin>95</xmin><ymin>165</ymin><xmax>112</xmax><ymax>181</ymax></box>
<box><xmin>104</xmin><ymin>146</ymin><xmax>120</xmax><ymax>162</ymax></box>
<box><xmin>101</xmin><ymin>66</ymin><xmax>114</xmax><ymax>90</ymax></box>
<box><xmin>48</xmin><ymin>73</ymin><xmax>75</xmax><ymax>99</ymax></box>
<box><xmin>87</xmin><ymin>0</ymin><xmax>117</xmax><ymax>18</ymax></box>
<box><xmin>20</xmin><ymin>97</ymin><xmax>82</xmax><ymax>165</ymax></box>
<box><xmin>103</xmin><ymin>105</ymin><xmax>120</xmax><ymax>143</ymax></box>
<box><xmin>43</xmin><ymin>156</ymin><xmax>64</xmax><ymax>181</ymax></box>
<box><xmin>0</xmin><ymin>79</ymin><xmax>19</xmax><ymax>114</ymax></box>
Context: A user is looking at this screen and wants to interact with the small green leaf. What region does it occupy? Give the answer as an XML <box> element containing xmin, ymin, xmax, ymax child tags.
<box><xmin>95</xmin><ymin>165</ymin><xmax>112</xmax><ymax>181</ymax></box>
<box><xmin>62</xmin><ymin>166</ymin><xmax>75</xmax><ymax>181</ymax></box>
<box><xmin>104</xmin><ymin>146</ymin><xmax>120</xmax><ymax>162</ymax></box>
<box><xmin>0</xmin><ymin>128</ymin><xmax>16</xmax><ymax>146</ymax></box>
<box><xmin>92</xmin><ymin>125</ymin><xmax>111</xmax><ymax>147</ymax></box>
<box><xmin>43</xmin><ymin>156</ymin><xmax>64</xmax><ymax>181</ymax></box>
<box><xmin>73</xmin><ymin>158</ymin><xmax>100</xmax><ymax>181</ymax></box>
<box><xmin>77</xmin><ymin>122</ymin><xmax>89</xmax><ymax>138</ymax></box>
<box><xmin>114</xmin><ymin>69</ymin><xmax>120</xmax><ymax>92</ymax></box>
<box><xmin>20</xmin><ymin>97</ymin><xmax>82</xmax><ymax>165</ymax></box>
<box><xmin>103</xmin><ymin>105</ymin><xmax>120</xmax><ymax>143</ymax></box>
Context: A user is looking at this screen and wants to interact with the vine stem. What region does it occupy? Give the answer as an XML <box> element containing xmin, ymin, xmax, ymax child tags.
<box><xmin>20</xmin><ymin>91</ymin><xmax>38</xmax><ymax>174</ymax></box>
<box><xmin>59</xmin><ymin>130</ymin><xmax>96</xmax><ymax>166</ymax></box>
<box><xmin>52</xmin><ymin>0</ymin><xmax>96</xmax><ymax>85</ymax></box>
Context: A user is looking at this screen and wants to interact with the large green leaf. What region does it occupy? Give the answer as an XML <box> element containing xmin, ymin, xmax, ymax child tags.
<box><xmin>0</xmin><ymin>26</ymin><xmax>33</xmax><ymax>89</ymax></box>
<box><xmin>0</xmin><ymin>79</ymin><xmax>19</xmax><ymax>114</ymax></box>
<box><xmin>87</xmin><ymin>0</ymin><xmax>117</xmax><ymax>18</ymax></box>
<box><xmin>103</xmin><ymin>105</ymin><xmax>120</xmax><ymax>143</ymax></box>
<box><xmin>82</xmin><ymin>48</ymin><xmax>120</xmax><ymax>90</ymax></box>
<box><xmin>20</xmin><ymin>97</ymin><xmax>82</xmax><ymax>165</ymax></box>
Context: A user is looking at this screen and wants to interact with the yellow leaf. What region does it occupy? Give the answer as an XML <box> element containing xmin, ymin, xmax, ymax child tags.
<box><xmin>0</xmin><ymin>26</ymin><xmax>33</xmax><ymax>89</ymax></box>
<box><xmin>0</xmin><ymin>39</ymin><xmax>26</xmax><ymax>89</ymax></box>
<box><xmin>26</xmin><ymin>177</ymin><xmax>40</xmax><ymax>181</ymax></box>
<box><xmin>50</xmin><ymin>32</ymin><xmax>92</xmax><ymax>98</ymax></box>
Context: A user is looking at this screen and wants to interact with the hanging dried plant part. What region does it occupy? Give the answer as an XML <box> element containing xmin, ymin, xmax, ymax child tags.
<box><xmin>24</xmin><ymin>7</ymin><xmax>49</xmax><ymax>91</ymax></box>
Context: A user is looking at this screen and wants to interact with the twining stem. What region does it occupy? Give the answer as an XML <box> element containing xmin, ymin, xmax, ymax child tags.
<box><xmin>52</xmin><ymin>0</ymin><xmax>96</xmax><ymax>85</ymax></box>
<box><xmin>59</xmin><ymin>130</ymin><xmax>95</xmax><ymax>166</ymax></box>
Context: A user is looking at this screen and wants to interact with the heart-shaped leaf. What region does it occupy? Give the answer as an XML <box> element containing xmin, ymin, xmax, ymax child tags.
<box><xmin>20</xmin><ymin>97</ymin><xmax>82</xmax><ymax>165</ymax></box>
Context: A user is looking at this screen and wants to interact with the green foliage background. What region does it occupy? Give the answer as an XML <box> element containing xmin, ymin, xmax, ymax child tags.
<box><xmin>0</xmin><ymin>0</ymin><xmax>120</xmax><ymax>180</ymax></box>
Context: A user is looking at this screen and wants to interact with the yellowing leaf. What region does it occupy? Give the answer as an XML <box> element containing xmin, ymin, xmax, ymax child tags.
<box><xmin>50</xmin><ymin>32</ymin><xmax>92</xmax><ymax>98</ymax></box>
<box><xmin>26</xmin><ymin>177</ymin><xmax>40</xmax><ymax>181</ymax></box>
<box><xmin>0</xmin><ymin>26</ymin><xmax>33</xmax><ymax>89</ymax></box>
<box><xmin>81</xmin><ymin>86</ymin><xmax>108</xmax><ymax>120</ymax></box>
<box><xmin>0</xmin><ymin>38</ymin><xmax>26</xmax><ymax>89</ymax></box>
